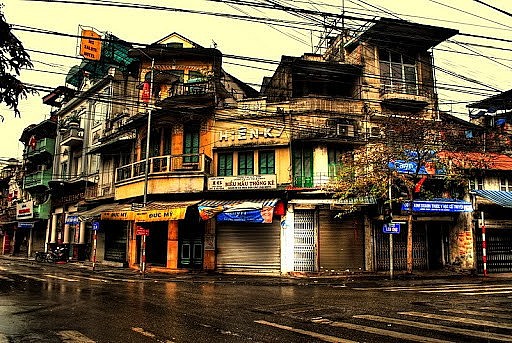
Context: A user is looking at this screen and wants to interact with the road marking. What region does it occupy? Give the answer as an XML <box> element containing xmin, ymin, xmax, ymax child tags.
<box><xmin>20</xmin><ymin>274</ymin><xmax>47</xmax><ymax>282</ymax></box>
<box><xmin>255</xmin><ymin>320</ymin><xmax>357</xmax><ymax>343</ymax></box>
<box><xmin>399</xmin><ymin>312</ymin><xmax>512</xmax><ymax>330</ymax></box>
<box><xmin>329</xmin><ymin>320</ymin><xmax>453</xmax><ymax>343</ymax></box>
<box><xmin>480</xmin><ymin>306</ymin><xmax>512</xmax><ymax>313</ymax></box>
<box><xmin>420</xmin><ymin>286</ymin><xmax>512</xmax><ymax>293</ymax></box>
<box><xmin>353</xmin><ymin>283</ymin><xmax>480</xmax><ymax>291</ymax></box>
<box><xmin>71</xmin><ymin>275</ymin><xmax>109</xmax><ymax>283</ymax></box>
<box><xmin>57</xmin><ymin>330</ymin><xmax>96</xmax><ymax>342</ymax></box>
<box><xmin>0</xmin><ymin>275</ymin><xmax>14</xmax><ymax>281</ymax></box>
<box><xmin>132</xmin><ymin>327</ymin><xmax>156</xmax><ymax>339</ymax></box>
<box><xmin>461</xmin><ymin>290</ymin><xmax>512</xmax><ymax>295</ymax></box>
<box><xmin>44</xmin><ymin>274</ymin><xmax>79</xmax><ymax>282</ymax></box>
<box><xmin>0</xmin><ymin>333</ymin><xmax>7</xmax><ymax>343</ymax></box>
<box><xmin>441</xmin><ymin>308</ymin><xmax>512</xmax><ymax>319</ymax></box>
<box><xmin>354</xmin><ymin>314</ymin><xmax>512</xmax><ymax>342</ymax></box>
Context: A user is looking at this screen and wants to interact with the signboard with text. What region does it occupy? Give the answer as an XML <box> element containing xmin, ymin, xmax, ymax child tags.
<box><xmin>401</xmin><ymin>200</ymin><xmax>473</xmax><ymax>213</ymax></box>
<box><xmin>134</xmin><ymin>207</ymin><xmax>187</xmax><ymax>222</ymax></box>
<box><xmin>16</xmin><ymin>201</ymin><xmax>33</xmax><ymax>220</ymax></box>
<box><xmin>79</xmin><ymin>29</ymin><xmax>102</xmax><ymax>61</ymax></box>
<box><xmin>383</xmin><ymin>222</ymin><xmax>401</xmax><ymax>234</ymax></box>
<box><xmin>214</xmin><ymin>121</ymin><xmax>288</xmax><ymax>148</ymax></box>
<box><xmin>208</xmin><ymin>174</ymin><xmax>277</xmax><ymax>191</ymax></box>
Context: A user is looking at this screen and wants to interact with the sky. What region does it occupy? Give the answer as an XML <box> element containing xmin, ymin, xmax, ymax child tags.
<box><xmin>1</xmin><ymin>0</ymin><xmax>511</xmax><ymax>160</ymax></box>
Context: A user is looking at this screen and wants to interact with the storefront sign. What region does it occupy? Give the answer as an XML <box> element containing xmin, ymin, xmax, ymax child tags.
<box><xmin>101</xmin><ymin>211</ymin><xmax>135</xmax><ymax>221</ymax></box>
<box><xmin>401</xmin><ymin>200</ymin><xmax>472</xmax><ymax>213</ymax></box>
<box><xmin>199</xmin><ymin>200</ymin><xmax>276</xmax><ymax>223</ymax></box>
<box><xmin>65</xmin><ymin>215</ymin><xmax>79</xmax><ymax>225</ymax></box>
<box><xmin>215</xmin><ymin>121</ymin><xmax>288</xmax><ymax>148</ymax></box>
<box><xmin>208</xmin><ymin>174</ymin><xmax>277</xmax><ymax>191</ymax></box>
<box><xmin>16</xmin><ymin>201</ymin><xmax>33</xmax><ymax>220</ymax></box>
<box><xmin>79</xmin><ymin>29</ymin><xmax>102</xmax><ymax>61</ymax></box>
<box><xmin>136</xmin><ymin>226</ymin><xmax>149</xmax><ymax>236</ymax></box>
<box><xmin>135</xmin><ymin>207</ymin><xmax>187</xmax><ymax>222</ymax></box>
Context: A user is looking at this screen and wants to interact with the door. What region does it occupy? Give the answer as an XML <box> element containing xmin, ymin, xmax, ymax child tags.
<box><xmin>294</xmin><ymin>210</ymin><xmax>316</xmax><ymax>272</ymax></box>
<box><xmin>179</xmin><ymin>208</ymin><xmax>204</xmax><ymax>269</ymax></box>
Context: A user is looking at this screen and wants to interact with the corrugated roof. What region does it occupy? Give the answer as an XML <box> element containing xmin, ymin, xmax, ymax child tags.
<box><xmin>439</xmin><ymin>151</ymin><xmax>512</xmax><ymax>171</ymax></box>
<box><xmin>198</xmin><ymin>199</ymin><xmax>278</xmax><ymax>208</ymax></box>
<box><xmin>473</xmin><ymin>190</ymin><xmax>512</xmax><ymax>208</ymax></box>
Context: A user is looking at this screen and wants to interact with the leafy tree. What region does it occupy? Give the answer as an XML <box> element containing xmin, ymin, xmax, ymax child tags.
<box><xmin>327</xmin><ymin>111</ymin><xmax>487</xmax><ymax>274</ymax></box>
<box><xmin>0</xmin><ymin>5</ymin><xmax>35</xmax><ymax>118</ymax></box>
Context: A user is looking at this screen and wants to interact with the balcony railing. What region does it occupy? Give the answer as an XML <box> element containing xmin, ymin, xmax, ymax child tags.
<box><xmin>34</xmin><ymin>200</ymin><xmax>51</xmax><ymax>220</ymax></box>
<box><xmin>60</xmin><ymin>128</ymin><xmax>84</xmax><ymax>147</ymax></box>
<box><xmin>380</xmin><ymin>83</ymin><xmax>433</xmax><ymax>98</ymax></box>
<box><xmin>24</xmin><ymin>169</ymin><xmax>53</xmax><ymax>189</ymax></box>
<box><xmin>115</xmin><ymin>153</ymin><xmax>212</xmax><ymax>183</ymax></box>
<box><xmin>293</xmin><ymin>172</ymin><xmax>343</xmax><ymax>188</ymax></box>
<box><xmin>23</xmin><ymin>138</ymin><xmax>55</xmax><ymax>159</ymax></box>
<box><xmin>85</xmin><ymin>182</ymin><xmax>115</xmax><ymax>200</ymax></box>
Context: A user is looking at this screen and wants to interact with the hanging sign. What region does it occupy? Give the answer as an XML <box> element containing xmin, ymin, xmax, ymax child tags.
<box><xmin>16</xmin><ymin>201</ymin><xmax>33</xmax><ymax>220</ymax></box>
<box><xmin>383</xmin><ymin>222</ymin><xmax>401</xmax><ymax>234</ymax></box>
<box><xmin>80</xmin><ymin>29</ymin><xmax>102</xmax><ymax>61</ymax></box>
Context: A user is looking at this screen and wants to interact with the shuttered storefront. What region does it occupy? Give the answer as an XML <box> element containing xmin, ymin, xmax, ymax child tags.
<box><xmin>374</xmin><ymin>223</ymin><xmax>428</xmax><ymax>271</ymax></box>
<box><xmin>319</xmin><ymin>211</ymin><xmax>364</xmax><ymax>272</ymax></box>
<box><xmin>216</xmin><ymin>220</ymin><xmax>281</xmax><ymax>273</ymax></box>
<box><xmin>476</xmin><ymin>228</ymin><xmax>512</xmax><ymax>273</ymax></box>
<box><xmin>103</xmin><ymin>221</ymin><xmax>128</xmax><ymax>264</ymax></box>
<box><xmin>294</xmin><ymin>210</ymin><xmax>316</xmax><ymax>272</ymax></box>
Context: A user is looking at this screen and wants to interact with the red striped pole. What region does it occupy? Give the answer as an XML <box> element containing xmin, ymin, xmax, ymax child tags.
<box><xmin>481</xmin><ymin>211</ymin><xmax>488</xmax><ymax>277</ymax></box>
<box><xmin>141</xmin><ymin>234</ymin><xmax>146</xmax><ymax>278</ymax></box>
<box><xmin>92</xmin><ymin>230</ymin><xmax>97</xmax><ymax>271</ymax></box>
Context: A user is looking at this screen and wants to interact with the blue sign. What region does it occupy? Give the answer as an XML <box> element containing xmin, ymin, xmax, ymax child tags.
<box><xmin>65</xmin><ymin>215</ymin><xmax>79</xmax><ymax>225</ymax></box>
<box><xmin>18</xmin><ymin>222</ymin><xmax>35</xmax><ymax>229</ymax></box>
<box><xmin>383</xmin><ymin>222</ymin><xmax>400</xmax><ymax>234</ymax></box>
<box><xmin>92</xmin><ymin>221</ymin><xmax>100</xmax><ymax>231</ymax></box>
<box><xmin>402</xmin><ymin>200</ymin><xmax>473</xmax><ymax>213</ymax></box>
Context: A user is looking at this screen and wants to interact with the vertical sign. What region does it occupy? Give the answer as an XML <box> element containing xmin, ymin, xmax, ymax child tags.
<box><xmin>80</xmin><ymin>29</ymin><xmax>102</xmax><ymax>61</ymax></box>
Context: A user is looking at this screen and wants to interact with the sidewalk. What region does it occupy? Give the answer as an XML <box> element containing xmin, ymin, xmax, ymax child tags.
<box><xmin>1</xmin><ymin>254</ymin><xmax>509</xmax><ymax>286</ymax></box>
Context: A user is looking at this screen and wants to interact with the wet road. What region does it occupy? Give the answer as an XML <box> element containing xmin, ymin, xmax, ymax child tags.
<box><xmin>1</xmin><ymin>259</ymin><xmax>511</xmax><ymax>342</ymax></box>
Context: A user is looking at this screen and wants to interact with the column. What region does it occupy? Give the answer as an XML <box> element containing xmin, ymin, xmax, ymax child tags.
<box><xmin>45</xmin><ymin>219</ymin><xmax>51</xmax><ymax>252</ymax></box>
<box><xmin>50</xmin><ymin>214</ymin><xmax>58</xmax><ymax>244</ymax></box>
<box><xmin>79</xmin><ymin>221</ymin><xmax>86</xmax><ymax>244</ymax></box>
<box><xmin>27</xmin><ymin>228</ymin><xmax>33</xmax><ymax>257</ymax></box>
<box><xmin>63</xmin><ymin>220</ymin><xmax>70</xmax><ymax>244</ymax></box>
<box><xmin>167</xmin><ymin>221</ymin><xmax>179</xmax><ymax>269</ymax></box>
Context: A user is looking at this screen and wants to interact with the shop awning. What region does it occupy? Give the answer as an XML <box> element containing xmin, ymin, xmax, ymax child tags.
<box><xmin>198</xmin><ymin>199</ymin><xmax>279</xmax><ymax>223</ymax></box>
<box><xmin>401</xmin><ymin>199</ymin><xmax>473</xmax><ymax>213</ymax></box>
<box><xmin>472</xmin><ymin>190</ymin><xmax>512</xmax><ymax>208</ymax></box>
<box><xmin>100</xmin><ymin>203</ymin><xmax>134</xmax><ymax>221</ymax></box>
<box><xmin>78</xmin><ymin>203</ymin><xmax>120</xmax><ymax>221</ymax></box>
<box><xmin>134</xmin><ymin>201</ymin><xmax>200</xmax><ymax>222</ymax></box>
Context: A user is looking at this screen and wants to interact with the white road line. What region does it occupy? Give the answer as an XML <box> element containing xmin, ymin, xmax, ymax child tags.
<box><xmin>20</xmin><ymin>274</ymin><xmax>47</xmax><ymax>282</ymax></box>
<box><xmin>57</xmin><ymin>330</ymin><xmax>96</xmax><ymax>342</ymax></box>
<box><xmin>353</xmin><ymin>284</ymin><xmax>480</xmax><ymax>291</ymax></box>
<box><xmin>480</xmin><ymin>306</ymin><xmax>512</xmax><ymax>313</ymax></box>
<box><xmin>70</xmin><ymin>275</ymin><xmax>109</xmax><ymax>283</ymax></box>
<box><xmin>441</xmin><ymin>308</ymin><xmax>512</xmax><ymax>319</ymax></box>
<box><xmin>131</xmin><ymin>327</ymin><xmax>156</xmax><ymax>339</ymax></box>
<box><xmin>461</xmin><ymin>290</ymin><xmax>512</xmax><ymax>295</ymax></box>
<box><xmin>255</xmin><ymin>320</ymin><xmax>357</xmax><ymax>343</ymax></box>
<box><xmin>399</xmin><ymin>312</ymin><xmax>512</xmax><ymax>330</ymax></box>
<box><xmin>420</xmin><ymin>286</ymin><xmax>512</xmax><ymax>293</ymax></box>
<box><xmin>329</xmin><ymin>320</ymin><xmax>454</xmax><ymax>343</ymax></box>
<box><xmin>0</xmin><ymin>333</ymin><xmax>8</xmax><ymax>343</ymax></box>
<box><xmin>0</xmin><ymin>275</ymin><xmax>14</xmax><ymax>281</ymax></box>
<box><xmin>354</xmin><ymin>314</ymin><xmax>512</xmax><ymax>342</ymax></box>
<box><xmin>44</xmin><ymin>274</ymin><xmax>79</xmax><ymax>282</ymax></box>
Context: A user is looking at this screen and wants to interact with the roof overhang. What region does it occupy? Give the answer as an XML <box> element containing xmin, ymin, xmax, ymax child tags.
<box><xmin>467</xmin><ymin>89</ymin><xmax>512</xmax><ymax>110</ymax></box>
<box><xmin>472</xmin><ymin>190</ymin><xmax>512</xmax><ymax>208</ymax></box>
<box><xmin>346</xmin><ymin>18</ymin><xmax>458</xmax><ymax>52</ymax></box>
<box><xmin>19</xmin><ymin>119</ymin><xmax>57</xmax><ymax>143</ymax></box>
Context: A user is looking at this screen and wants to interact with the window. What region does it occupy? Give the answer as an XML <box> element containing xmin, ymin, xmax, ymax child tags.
<box><xmin>293</xmin><ymin>146</ymin><xmax>313</xmax><ymax>187</ymax></box>
<box><xmin>500</xmin><ymin>178</ymin><xmax>512</xmax><ymax>191</ymax></box>
<box><xmin>469</xmin><ymin>177</ymin><xmax>484</xmax><ymax>190</ymax></box>
<box><xmin>183</xmin><ymin>123</ymin><xmax>200</xmax><ymax>163</ymax></box>
<box><xmin>61</xmin><ymin>162</ymin><xmax>67</xmax><ymax>179</ymax></box>
<box><xmin>259</xmin><ymin>150</ymin><xmax>275</xmax><ymax>175</ymax></box>
<box><xmin>379</xmin><ymin>49</ymin><xmax>418</xmax><ymax>95</ymax></box>
<box><xmin>328</xmin><ymin>148</ymin><xmax>344</xmax><ymax>178</ymax></box>
<box><xmin>218</xmin><ymin>153</ymin><xmax>233</xmax><ymax>176</ymax></box>
<box><xmin>238</xmin><ymin>151</ymin><xmax>254</xmax><ymax>175</ymax></box>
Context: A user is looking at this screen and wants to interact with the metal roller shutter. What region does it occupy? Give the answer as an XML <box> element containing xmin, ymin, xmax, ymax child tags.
<box><xmin>216</xmin><ymin>220</ymin><xmax>280</xmax><ymax>273</ymax></box>
<box><xmin>319</xmin><ymin>211</ymin><xmax>364</xmax><ymax>272</ymax></box>
<box><xmin>476</xmin><ymin>228</ymin><xmax>512</xmax><ymax>273</ymax></box>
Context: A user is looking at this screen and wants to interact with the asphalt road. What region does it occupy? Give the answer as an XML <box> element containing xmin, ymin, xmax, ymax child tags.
<box><xmin>1</xmin><ymin>258</ymin><xmax>511</xmax><ymax>343</ymax></box>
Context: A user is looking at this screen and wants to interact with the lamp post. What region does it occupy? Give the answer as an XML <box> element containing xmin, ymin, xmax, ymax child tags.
<box><xmin>139</xmin><ymin>49</ymin><xmax>154</xmax><ymax>278</ymax></box>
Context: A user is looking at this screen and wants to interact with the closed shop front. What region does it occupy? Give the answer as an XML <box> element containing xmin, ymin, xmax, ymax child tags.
<box><xmin>216</xmin><ymin>220</ymin><xmax>281</xmax><ymax>273</ymax></box>
<box><xmin>476</xmin><ymin>227</ymin><xmax>512</xmax><ymax>273</ymax></box>
<box><xmin>319</xmin><ymin>211</ymin><xmax>364</xmax><ymax>272</ymax></box>
<box><xmin>103</xmin><ymin>221</ymin><xmax>129</xmax><ymax>264</ymax></box>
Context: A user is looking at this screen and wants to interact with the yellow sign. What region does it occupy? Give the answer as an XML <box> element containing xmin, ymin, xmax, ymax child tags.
<box><xmin>101</xmin><ymin>211</ymin><xmax>135</xmax><ymax>221</ymax></box>
<box><xmin>80</xmin><ymin>29</ymin><xmax>102</xmax><ymax>61</ymax></box>
<box><xmin>135</xmin><ymin>207</ymin><xmax>187</xmax><ymax>222</ymax></box>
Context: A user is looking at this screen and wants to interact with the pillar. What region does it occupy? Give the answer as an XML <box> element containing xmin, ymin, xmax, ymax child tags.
<box><xmin>364</xmin><ymin>213</ymin><xmax>374</xmax><ymax>272</ymax></box>
<box><xmin>50</xmin><ymin>214</ymin><xmax>58</xmax><ymax>244</ymax></box>
<box><xmin>79</xmin><ymin>221</ymin><xmax>86</xmax><ymax>244</ymax></box>
<box><xmin>203</xmin><ymin>219</ymin><xmax>216</xmax><ymax>271</ymax></box>
<box><xmin>167</xmin><ymin>221</ymin><xmax>179</xmax><ymax>269</ymax></box>
<box><xmin>63</xmin><ymin>215</ymin><xmax>70</xmax><ymax>244</ymax></box>
<box><xmin>27</xmin><ymin>228</ymin><xmax>33</xmax><ymax>257</ymax></box>
<box><xmin>45</xmin><ymin>219</ymin><xmax>51</xmax><ymax>252</ymax></box>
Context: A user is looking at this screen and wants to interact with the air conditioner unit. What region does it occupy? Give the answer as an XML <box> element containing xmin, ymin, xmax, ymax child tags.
<box><xmin>336</xmin><ymin>124</ymin><xmax>355</xmax><ymax>137</ymax></box>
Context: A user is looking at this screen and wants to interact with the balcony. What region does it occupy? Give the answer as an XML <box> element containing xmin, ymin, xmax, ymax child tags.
<box><xmin>85</xmin><ymin>182</ymin><xmax>115</xmax><ymax>201</ymax></box>
<box><xmin>34</xmin><ymin>199</ymin><xmax>51</xmax><ymax>220</ymax></box>
<box><xmin>155</xmin><ymin>81</ymin><xmax>216</xmax><ymax>111</ymax></box>
<box><xmin>60</xmin><ymin>127</ymin><xmax>84</xmax><ymax>147</ymax></box>
<box><xmin>24</xmin><ymin>169</ymin><xmax>53</xmax><ymax>190</ymax></box>
<box><xmin>114</xmin><ymin>153</ymin><xmax>212</xmax><ymax>200</ymax></box>
<box><xmin>380</xmin><ymin>84</ymin><xmax>431</xmax><ymax>109</ymax></box>
<box><xmin>292</xmin><ymin>172</ymin><xmax>343</xmax><ymax>189</ymax></box>
<box><xmin>23</xmin><ymin>138</ymin><xmax>55</xmax><ymax>160</ymax></box>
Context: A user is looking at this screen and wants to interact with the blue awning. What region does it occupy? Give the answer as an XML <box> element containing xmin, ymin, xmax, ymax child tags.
<box><xmin>472</xmin><ymin>190</ymin><xmax>512</xmax><ymax>208</ymax></box>
<box><xmin>402</xmin><ymin>199</ymin><xmax>472</xmax><ymax>213</ymax></box>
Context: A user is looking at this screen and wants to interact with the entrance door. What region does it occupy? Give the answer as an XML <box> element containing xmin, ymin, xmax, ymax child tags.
<box><xmin>178</xmin><ymin>210</ymin><xmax>204</xmax><ymax>269</ymax></box>
<box><xmin>294</xmin><ymin>210</ymin><xmax>316</xmax><ymax>272</ymax></box>
<box><xmin>145</xmin><ymin>221</ymin><xmax>168</xmax><ymax>267</ymax></box>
